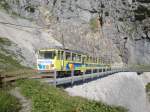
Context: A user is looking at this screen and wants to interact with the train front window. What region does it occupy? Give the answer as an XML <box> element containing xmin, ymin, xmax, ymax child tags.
<box><xmin>66</xmin><ymin>52</ymin><xmax>71</xmax><ymax>61</ymax></box>
<box><xmin>38</xmin><ymin>51</ymin><xmax>56</xmax><ymax>59</ymax></box>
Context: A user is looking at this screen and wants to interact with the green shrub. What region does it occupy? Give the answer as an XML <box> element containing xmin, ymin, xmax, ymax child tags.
<box><xmin>146</xmin><ymin>83</ymin><xmax>150</xmax><ymax>92</ymax></box>
<box><xmin>0</xmin><ymin>37</ymin><xmax>11</xmax><ymax>46</ymax></box>
<box><xmin>0</xmin><ymin>90</ymin><xmax>20</xmax><ymax>112</ymax></box>
<box><xmin>0</xmin><ymin>0</ymin><xmax>10</xmax><ymax>11</ymax></box>
<box><xmin>90</xmin><ymin>17</ymin><xmax>99</xmax><ymax>32</ymax></box>
<box><xmin>0</xmin><ymin>53</ymin><xmax>24</xmax><ymax>70</ymax></box>
<box><xmin>17</xmin><ymin>80</ymin><xmax>127</xmax><ymax>112</ymax></box>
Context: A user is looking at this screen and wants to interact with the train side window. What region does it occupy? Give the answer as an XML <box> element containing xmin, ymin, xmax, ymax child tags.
<box><xmin>57</xmin><ymin>51</ymin><xmax>61</xmax><ymax>60</ymax></box>
<box><xmin>66</xmin><ymin>52</ymin><xmax>71</xmax><ymax>61</ymax></box>
<box><xmin>76</xmin><ymin>55</ymin><xmax>81</xmax><ymax>62</ymax></box>
<box><xmin>87</xmin><ymin>56</ymin><xmax>90</xmax><ymax>63</ymax></box>
<box><xmin>72</xmin><ymin>53</ymin><xmax>76</xmax><ymax>61</ymax></box>
<box><xmin>94</xmin><ymin>58</ymin><xmax>96</xmax><ymax>63</ymax></box>
<box><xmin>93</xmin><ymin>58</ymin><xmax>95</xmax><ymax>63</ymax></box>
<box><xmin>90</xmin><ymin>57</ymin><xmax>92</xmax><ymax>63</ymax></box>
<box><xmin>82</xmin><ymin>56</ymin><xmax>86</xmax><ymax>64</ymax></box>
<box><xmin>97</xmin><ymin>58</ymin><xmax>99</xmax><ymax>63</ymax></box>
<box><xmin>99</xmin><ymin>59</ymin><xmax>101</xmax><ymax>63</ymax></box>
<box><xmin>79</xmin><ymin>55</ymin><xmax>81</xmax><ymax>62</ymax></box>
<box><xmin>82</xmin><ymin>57</ymin><xmax>84</xmax><ymax>63</ymax></box>
<box><xmin>84</xmin><ymin>56</ymin><xmax>87</xmax><ymax>63</ymax></box>
<box><xmin>60</xmin><ymin>51</ymin><xmax>64</xmax><ymax>60</ymax></box>
<box><xmin>92</xmin><ymin>57</ymin><xmax>93</xmax><ymax>63</ymax></box>
<box><xmin>92</xmin><ymin>58</ymin><xmax>95</xmax><ymax>63</ymax></box>
<box><xmin>96</xmin><ymin>58</ymin><xmax>98</xmax><ymax>63</ymax></box>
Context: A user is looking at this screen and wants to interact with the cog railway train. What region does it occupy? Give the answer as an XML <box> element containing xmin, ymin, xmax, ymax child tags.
<box><xmin>37</xmin><ymin>48</ymin><xmax>111</xmax><ymax>76</ymax></box>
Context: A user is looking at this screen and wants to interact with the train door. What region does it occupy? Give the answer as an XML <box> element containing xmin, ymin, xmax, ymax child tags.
<box><xmin>82</xmin><ymin>56</ymin><xmax>85</xmax><ymax>64</ymax></box>
<box><xmin>61</xmin><ymin>51</ymin><xmax>65</xmax><ymax>71</ymax></box>
<box><xmin>55</xmin><ymin>50</ymin><xmax>65</xmax><ymax>71</ymax></box>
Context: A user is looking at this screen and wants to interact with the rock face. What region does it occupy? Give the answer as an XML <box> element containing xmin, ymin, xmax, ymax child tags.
<box><xmin>0</xmin><ymin>0</ymin><xmax>150</xmax><ymax>64</ymax></box>
<box><xmin>66</xmin><ymin>72</ymin><xmax>150</xmax><ymax>112</ymax></box>
<box><xmin>0</xmin><ymin>11</ymin><xmax>61</xmax><ymax>66</ymax></box>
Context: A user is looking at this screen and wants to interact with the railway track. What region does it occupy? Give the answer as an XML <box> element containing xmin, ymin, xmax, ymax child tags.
<box><xmin>0</xmin><ymin>69</ymin><xmax>54</xmax><ymax>85</ymax></box>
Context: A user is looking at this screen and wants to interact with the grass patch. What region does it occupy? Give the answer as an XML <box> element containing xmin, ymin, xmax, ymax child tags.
<box><xmin>0</xmin><ymin>52</ymin><xmax>24</xmax><ymax>71</ymax></box>
<box><xmin>0</xmin><ymin>37</ymin><xmax>12</xmax><ymax>46</ymax></box>
<box><xmin>17</xmin><ymin>79</ymin><xmax>127</xmax><ymax>112</ymax></box>
<box><xmin>0</xmin><ymin>90</ymin><xmax>21</xmax><ymax>112</ymax></box>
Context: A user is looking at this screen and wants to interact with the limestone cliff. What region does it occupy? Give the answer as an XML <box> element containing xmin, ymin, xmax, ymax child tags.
<box><xmin>0</xmin><ymin>0</ymin><xmax>150</xmax><ymax>65</ymax></box>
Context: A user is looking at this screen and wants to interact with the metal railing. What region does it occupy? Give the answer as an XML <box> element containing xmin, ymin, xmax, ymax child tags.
<box><xmin>51</xmin><ymin>67</ymin><xmax>127</xmax><ymax>86</ymax></box>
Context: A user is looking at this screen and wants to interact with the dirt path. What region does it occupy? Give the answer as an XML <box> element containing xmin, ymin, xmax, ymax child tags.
<box><xmin>10</xmin><ymin>87</ymin><xmax>31</xmax><ymax>112</ymax></box>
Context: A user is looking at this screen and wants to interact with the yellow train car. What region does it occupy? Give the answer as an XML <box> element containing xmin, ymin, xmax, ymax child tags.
<box><xmin>37</xmin><ymin>48</ymin><xmax>109</xmax><ymax>75</ymax></box>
